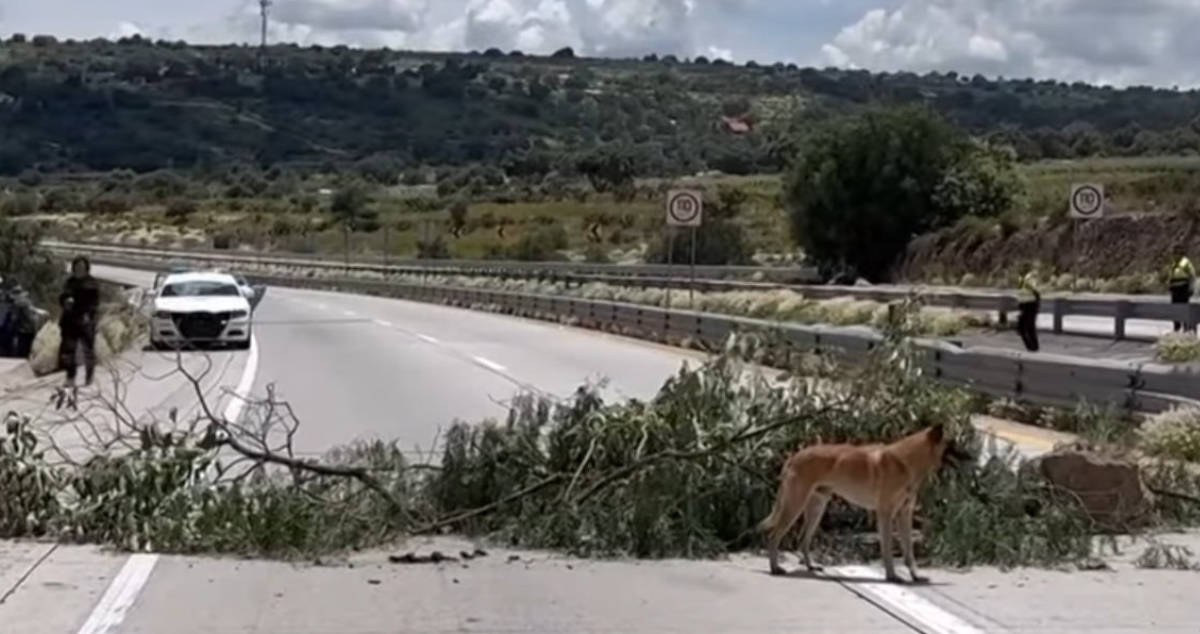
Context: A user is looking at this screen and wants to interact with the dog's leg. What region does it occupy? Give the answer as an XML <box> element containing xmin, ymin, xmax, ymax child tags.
<box><xmin>766</xmin><ymin>478</ymin><xmax>814</xmax><ymax>576</ymax></box>
<box><xmin>877</xmin><ymin>502</ymin><xmax>902</xmax><ymax>583</ymax></box>
<box><xmin>898</xmin><ymin>497</ymin><xmax>928</xmax><ymax>584</ymax></box>
<box><xmin>798</xmin><ymin>491</ymin><xmax>830</xmax><ymax>572</ymax></box>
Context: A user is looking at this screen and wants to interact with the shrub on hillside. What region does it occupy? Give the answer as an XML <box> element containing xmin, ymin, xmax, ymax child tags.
<box><xmin>416</xmin><ymin>235</ymin><xmax>451</xmax><ymax>259</ymax></box>
<box><xmin>784</xmin><ymin>105</ymin><xmax>1025</xmax><ymax>281</ymax></box>
<box><xmin>1</xmin><ymin>193</ymin><xmax>39</xmax><ymax>217</ymax></box>
<box><xmin>165</xmin><ymin>198</ymin><xmax>198</xmax><ymax>223</ymax></box>
<box><xmin>0</xmin><ymin>219</ymin><xmax>62</xmax><ymax>309</ymax></box>
<box><xmin>506</xmin><ymin>223</ymin><xmax>568</xmax><ymax>261</ymax></box>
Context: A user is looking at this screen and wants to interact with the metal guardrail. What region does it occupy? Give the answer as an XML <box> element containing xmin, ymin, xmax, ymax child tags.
<box><xmin>42</xmin><ymin>240</ymin><xmax>820</xmax><ymax>284</ymax></box>
<box><xmin>86</xmin><ymin>252</ymin><xmax>1200</xmax><ymax>414</ymax></box>
<box><xmin>790</xmin><ymin>284</ymin><xmax>1200</xmax><ymax>341</ymax></box>
<box><xmin>49</xmin><ymin>240</ymin><xmax>1198</xmax><ymax>342</ymax></box>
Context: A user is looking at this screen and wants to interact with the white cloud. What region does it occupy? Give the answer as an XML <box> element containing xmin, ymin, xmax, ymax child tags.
<box><xmin>706</xmin><ymin>45</ymin><xmax>732</xmax><ymax>61</ymax></box>
<box><xmin>170</xmin><ymin>0</ymin><xmax>712</xmax><ymax>58</ymax></box>
<box><xmin>820</xmin><ymin>0</ymin><xmax>1200</xmax><ymax>87</ymax></box>
<box><xmin>273</xmin><ymin>0</ymin><xmax>429</xmax><ymax>33</ymax></box>
<box><xmin>20</xmin><ymin>0</ymin><xmax>1200</xmax><ymax>89</ymax></box>
<box><xmin>112</xmin><ymin>21</ymin><xmax>144</xmax><ymax>40</ymax></box>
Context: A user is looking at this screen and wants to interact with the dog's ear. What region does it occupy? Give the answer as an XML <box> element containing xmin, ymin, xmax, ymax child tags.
<box><xmin>928</xmin><ymin>423</ymin><xmax>945</xmax><ymax>443</ymax></box>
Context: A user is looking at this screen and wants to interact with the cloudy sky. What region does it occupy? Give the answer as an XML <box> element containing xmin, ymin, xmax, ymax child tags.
<box><xmin>2</xmin><ymin>0</ymin><xmax>1199</xmax><ymax>87</ymax></box>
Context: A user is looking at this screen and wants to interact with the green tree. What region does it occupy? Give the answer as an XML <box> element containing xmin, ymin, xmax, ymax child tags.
<box><xmin>165</xmin><ymin>198</ymin><xmax>198</xmax><ymax>224</ymax></box>
<box><xmin>507</xmin><ymin>223</ymin><xmax>568</xmax><ymax>261</ymax></box>
<box><xmin>784</xmin><ymin>105</ymin><xmax>1024</xmax><ymax>281</ymax></box>
<box><xmin>448</xmin><ymin>199</ymin><xmax>469</xmax><ymax>232</ymax></box>
<box><xmin>331</xmin><ymin>183</ymin><xmax>378</xmax><ymax>232</ymax></box>
<box><xmin>0</xmin><ymin>219</ymin><xmax>62</xmax><ymax>308</ymax></box>
<box><xmin>576</xmin><ymin>145</ymin><xmax>636</xmax><ymax>195</ymax></box>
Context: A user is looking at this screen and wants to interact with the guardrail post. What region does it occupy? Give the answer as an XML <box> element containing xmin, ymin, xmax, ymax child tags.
<box><xmin>1114</xmin><ymin>300</ymin><xmax>1130</xmax><ymax>340</ymax></box>
<box><xmin>1052</xmin><ymin>298</ymin><xmax>1064</xmax><ymax>334</ymax></box>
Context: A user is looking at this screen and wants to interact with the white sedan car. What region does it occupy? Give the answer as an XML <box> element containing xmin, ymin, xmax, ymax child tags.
<box><xmin>150</xmin><ymin>272</ymin><xmax>253</xmax><ymax>350</ymax></box>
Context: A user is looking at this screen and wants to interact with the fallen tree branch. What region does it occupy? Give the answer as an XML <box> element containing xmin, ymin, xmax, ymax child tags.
<box><xmin>574</xmin><ymin>403</ymin><xmax>848</xmax><ymax>506</ymax></box>
<box><xmin>411</xmin><ymin>474</ymin><xmax>567</xmax><ymax>535</ymax></box>
<box><xmin>1150</xmin><ymin>486</ymin><xmax>1200</xmax><ymax>507</ymax></box>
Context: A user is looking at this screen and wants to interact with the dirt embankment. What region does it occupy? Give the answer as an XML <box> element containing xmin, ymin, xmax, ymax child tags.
<box><xmin>899</xmin><ymin>213</ymin><xmax>1199</xmax><ymax>288</ymax></box>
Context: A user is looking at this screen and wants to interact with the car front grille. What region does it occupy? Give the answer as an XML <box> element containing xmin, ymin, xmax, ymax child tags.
<box><xmin>171</xmin><ymin>312</ymin><xmax>230</xmax><ymax>339</ymax></box>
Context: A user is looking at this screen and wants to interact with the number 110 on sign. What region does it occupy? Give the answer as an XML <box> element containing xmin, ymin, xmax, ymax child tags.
<box><xmin>666</xmin><ymin>190</ymin><xmax>703</xmax><ymax>227</ymax></box>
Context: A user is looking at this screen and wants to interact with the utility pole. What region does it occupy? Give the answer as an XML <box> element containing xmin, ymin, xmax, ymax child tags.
<box><xmin>259</xmin><ymin>0</ymin><xmax>272</xmax><ymax>49</ymax></box>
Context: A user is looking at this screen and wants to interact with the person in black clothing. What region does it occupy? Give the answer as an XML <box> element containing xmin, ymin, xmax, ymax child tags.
<box><xmin>1015</xmin><ymin>266</ymin><xmax>1041</xmax><ymax>352</ymax></box>
<box><xmin>58</xmin><ymin>255</ymin><xmax>100</xmax><ymax>386</ymax></box>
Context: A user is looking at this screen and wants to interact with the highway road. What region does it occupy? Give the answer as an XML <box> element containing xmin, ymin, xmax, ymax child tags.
<box><xmin>3</xmin><ymin>265</ymin><xmax>1196</xmax><ymax>633</ymax></box>
<box><xmin>90</xmin><ymin>264</ymin><xmax>702</xmax><ymax>457</ymax></box>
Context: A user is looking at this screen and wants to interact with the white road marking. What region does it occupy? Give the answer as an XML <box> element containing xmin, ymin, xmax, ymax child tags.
<box><xmin>374</xmin><ymin>318</ymin><xmax>394</xmax><ymax>328</ymax></box>
<box><xmin>314</xmin><ymin>302</ymin><xmax>329</xmax><ymax>311</ymax></box>
<box><xmin>342</xmin><ymin>309</ymin><xmax>359</xmax><ymax>318</ymax></box>
<box><xmin>221</xmin><ymin>335</ymin><xmax>260</xmax><ymax>425</ymax></box>
<box><xmin>75</xmin><ymin>554</ymin><xmax>160</xmax><ymax>634</ymax></box>
<box><xmin>472</xmin><ymin>355</ymin><xmax>507</xmax><ymax>373</ymax></box>
<box><xmin>828</xmin><ymin>565</ymin><xmax>986</xmax><ymax>634</ymax></box>
<box><xmin>416</xmin><ymin>333</ymin><xmax>439</xmax><ymax>344</ymax></box>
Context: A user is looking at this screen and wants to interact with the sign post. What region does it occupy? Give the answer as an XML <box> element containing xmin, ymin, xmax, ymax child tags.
<box><xmin>1069</xmin><ymin>183</ymin><xmax>1105</xmax><ymax>219</ymax></box>
<box><xmin>383</xmin><ymin>223</ymin><xmax>390</xmax><ymax>267</ymax></box>
<box><xmin>665</xmin><ymin>190</ymin><xmax>704</xmax><ymax>310</ymax></box>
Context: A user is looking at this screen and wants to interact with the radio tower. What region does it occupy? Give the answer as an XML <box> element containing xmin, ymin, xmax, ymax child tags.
<box><xmin>259</xmin><ymin>0</ymin><xmax>272</xmax><ymax>49</ymax></box>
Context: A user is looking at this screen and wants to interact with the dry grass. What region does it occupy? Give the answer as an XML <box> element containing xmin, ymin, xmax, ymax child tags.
<box><xmin>1155</xmin><ymin>333</ymin><xmax>1200</xmax><ymax>364</ymax></box>
<box><xmin>1140</xmin><ymin>407</ymin><xmax>1200</xmax><ymax>462</ymax></box>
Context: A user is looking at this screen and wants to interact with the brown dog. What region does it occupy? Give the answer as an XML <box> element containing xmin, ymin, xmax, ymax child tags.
<box><xmin>760</xmin><ymin>424</ymin><xmax>960</xmax><ymax>584</ymax></box>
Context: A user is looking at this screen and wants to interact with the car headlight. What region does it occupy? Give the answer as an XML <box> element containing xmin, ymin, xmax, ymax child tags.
<box><xmin>231</xmin><ymin>310</ymin><xmax>248</xmax><ymax>319</ymax></box>
<box><xmin>154</xmin><ymin>310</ymin><xmax>172</xmax><ymax>319</ymax></box>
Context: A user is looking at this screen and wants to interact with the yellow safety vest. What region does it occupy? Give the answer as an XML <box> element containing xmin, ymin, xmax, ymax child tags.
<box><xmin>1170</xmin><ymin>256</ymin><xmax>1196</xmax><ymax>282</ymax></box>
<box><xmin>1017</xmin><ymin>273</ymin><xmax>1039</xmax><ymax>303</ymax></box>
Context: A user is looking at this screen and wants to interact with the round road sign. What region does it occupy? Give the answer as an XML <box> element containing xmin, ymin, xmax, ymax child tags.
<box><xmin>668</xmin><ymin>191</ymin><xmax>701</xmax><ymax>225</ymax></box>
<box><xmin>1071</xmin><ymin>185</ymin><xmax>1103</xmax><ymax>217</ymax></box>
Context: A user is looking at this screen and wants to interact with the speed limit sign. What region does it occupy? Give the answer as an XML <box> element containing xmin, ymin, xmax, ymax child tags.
<box><xmin>1069</xmin><ymin>183</ymin><xmax>1105</xmax><ymax>219</ymax></box>
<box><xmin>666</xmin><ymin>190</ymin><xmax>703</xmax><ymax>227</ymax></box>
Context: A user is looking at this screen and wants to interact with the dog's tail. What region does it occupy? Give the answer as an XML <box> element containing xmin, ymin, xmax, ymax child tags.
<box><xmin>758</xmin><ymin>489</ymin><xmax>784</xmax><ymax>533</ymax></box>
<box><xmin>758</xmin><ymin>508</ymin><xmax>778</xmax><ymax>533</ymax></box>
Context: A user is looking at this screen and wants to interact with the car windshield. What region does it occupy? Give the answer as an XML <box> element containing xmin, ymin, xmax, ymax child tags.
<box><xmin>160</xmin><ymin>281</ymin><xmax>240</xmax><ymax>297</ymax></box>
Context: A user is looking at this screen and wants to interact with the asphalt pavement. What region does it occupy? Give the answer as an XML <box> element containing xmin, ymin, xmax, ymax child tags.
<box><xmin>2</xmin><ymin>265</ymin><xmax>1196</xmax><ymax>633</ymax></box>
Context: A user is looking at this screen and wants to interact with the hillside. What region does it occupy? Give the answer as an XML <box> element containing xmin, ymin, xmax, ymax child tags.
<box><xmin>3</xmin><ymin>36</ymin><xmax>1200</xmax><ymax>181</ymax></box>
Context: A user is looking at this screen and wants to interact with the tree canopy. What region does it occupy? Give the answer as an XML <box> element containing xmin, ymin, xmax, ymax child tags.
<box><xmin>784</xmin><ymin>105</ymin><xmax>1023</xmax><ymax>281</ymax></box>
<box><xmin>1</xmin><ymin>37</ymin><xmax>1200</xmax><ymax>184</ymax></box>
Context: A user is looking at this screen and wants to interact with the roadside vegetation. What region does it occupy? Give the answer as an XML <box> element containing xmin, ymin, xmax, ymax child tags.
<box><xmin>0</xmin><ymin>219</ymin><xmax>145</xmax><ymax>368</ymax></box>
<box><xmin>1155</xmin><ymin>333</ymin><xmax>1200</xmax><ymax>364</ymax></box>
<box><xmin>6</xmin><ymin>37</ymin><xmax>1200</xmax><ymax>288</ymax></box>
<box><xmin>4</xmin><ymin>304</ymin><xmax>1200</xmax><ymax>569</ymax></box>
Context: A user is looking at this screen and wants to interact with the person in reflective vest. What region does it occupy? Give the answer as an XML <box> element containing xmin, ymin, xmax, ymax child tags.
<box><xmin>1167</xmin><ymin>249</ymin><xmax>1196</xmax><ymax>333</ymax></box>
<box><xmin>1016</xmin><ymin>267</ymin><xmax>1041</xmax><ymax>352</ymax></box>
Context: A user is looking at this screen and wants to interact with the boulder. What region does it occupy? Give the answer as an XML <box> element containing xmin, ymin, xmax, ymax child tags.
<box><xmin>1032</xmin><ymin>444</ymin><xmax>1154</xmax><ymax>526</ymax></box>
<box><xmin>27</xmin><ymin>313</ymin><xmax>129</xmax><ymax>377</ymax></box>
<box><xmin>29</xmin><ymin>322</ymin><xmax>60</xmax><ymax>376</ymax></box>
